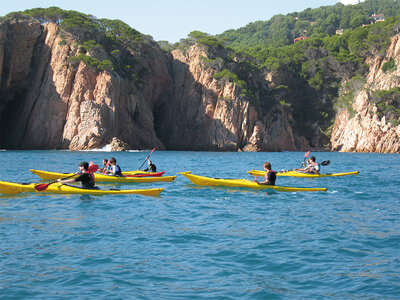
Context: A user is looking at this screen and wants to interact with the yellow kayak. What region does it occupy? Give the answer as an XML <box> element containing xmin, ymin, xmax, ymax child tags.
<box><xmin>0</xmin><ymin>180</ymin><xmax>163</xmax><ymax>196</ymax></box>
<box><xmin>30</xmin><ymin>169</ymin><xmax>176</xmax><ymax>183</ymax></box>
<box><xmin>179</xmin><ymin>172</ymin><xmax>327</xmax><ymax>192</ymax></box>
<box><xmin>247</xmin><ymin>170</ymin><xmax>360</xmax><ymax>178</ymax></box>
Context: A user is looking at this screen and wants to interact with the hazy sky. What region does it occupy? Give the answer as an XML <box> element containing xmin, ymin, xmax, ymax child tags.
<box><xmin>1</xmin><ymin>0</ymin><xmax>357</xmax><ymax>43</ymax></box>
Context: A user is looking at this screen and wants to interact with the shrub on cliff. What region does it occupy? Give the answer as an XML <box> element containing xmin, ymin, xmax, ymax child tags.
<box><xmin>381</xmin><ymin>58</ymin><xmax>396</xmax><ymax>73</ymax></box>
<box><xmin>213</xmin><ymin>69</ymin><xmax>247</xmax><ymax>89</ymax></box>
<box><xmin>371</xmin><ymin>88</ymin><xmax>400</xmax><ymax>126</ymax></box>
<box><xmin>5</xmin><ymin>7</ymin><xmax>147</xmax><ymax>82</ymax></box>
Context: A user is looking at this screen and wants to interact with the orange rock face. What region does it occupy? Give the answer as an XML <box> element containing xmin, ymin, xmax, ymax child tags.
<box><xmin>0</xmin><ymin>20</ymin><xmax>299</xmax><ymax>151</ymax></box>
<box><xmin>0</xmin><ymin>20</ymin><xmax>169</xmax><ymax>150</ymax></box>
<box><xmin>330</xmin><ymin>34</ymin><xmax>400</xmax><ymax>153</ymax></box>
<box><xmin>0</xmin><ymin>19</ymin><xmax>398</xmax><ymax>153</ymax></box>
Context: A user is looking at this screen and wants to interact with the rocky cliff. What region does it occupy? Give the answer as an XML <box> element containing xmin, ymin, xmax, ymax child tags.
<box><xmin>0</xmin><ymin>19</ymin><xmax>169</xmax><ymax>150</ymax></box>
<box><xmin>0</xmin><ymin>17</ymin><xmax>399</xmax><ymax>153</ymax></box>
<box><xmin>0</xmin><ymin>18</ymin><xmax>303</xmax><ymax>151</ymax></box>
<box><xmin>330</xmin><ymin>34</ymin><xmax>400</xmax><ymax>153</ymax></box>
<box><xmin>155</xmin><ymin>45</ymin><xmax>303</xmax><ymax>151</ymax></box>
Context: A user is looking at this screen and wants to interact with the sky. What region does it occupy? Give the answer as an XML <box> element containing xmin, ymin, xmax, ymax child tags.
<box><xmin>1</xmin><ymin>0</ymin><xmax>361</xmax><ymax>43</ymax></box>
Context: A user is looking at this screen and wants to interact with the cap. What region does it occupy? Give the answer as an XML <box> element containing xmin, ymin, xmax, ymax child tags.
<box><xmin>78</xmin><ymin>161</ymin><xmax>89</xmax><ymax>169</ymax></box>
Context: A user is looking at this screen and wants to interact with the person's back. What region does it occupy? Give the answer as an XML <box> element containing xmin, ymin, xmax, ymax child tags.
<box><xmin>259</xmin><ymin>162</ymin><xmax>276</xmax><ymax>185</ymax></box>
<box><xmin>266</xmin><ymin>169</ymin><xmax>277</xmax><ymax>185</ymax></box>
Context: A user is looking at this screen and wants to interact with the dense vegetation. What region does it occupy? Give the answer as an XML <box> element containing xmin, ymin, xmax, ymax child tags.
<box><xmin>165</xmin><ymin>0</ymin><xmax>400</xmax><ymax>143</ymax></box>
<box><xmin>218</xmin><ymin>0</ymin><xmax>400</xmax><ymax>49</ymax></box>
<box><xmin>2</xmin><ymin>7</ymin><xmax>152</xmax><ymax>81</ymax></box>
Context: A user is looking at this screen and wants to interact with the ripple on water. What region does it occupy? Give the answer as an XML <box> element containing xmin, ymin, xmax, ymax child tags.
<box><xmin>0</xmin><ymin>151</ymin><xmax>399</xmax><ymax>298</ymax></box>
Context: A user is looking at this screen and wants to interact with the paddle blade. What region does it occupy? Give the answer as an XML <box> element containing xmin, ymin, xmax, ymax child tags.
<box><xmin>34</xmin><ymin>183</ymin><xmax>50</xmax><ymax>191</ymax></box>
<box><xmin>321</xmin><ymin>160</ymin><xmax>330</xmax><ymax>166</ymax></box>
<box><xmin>88</xmin><ymin>164</ymin><xmax>99</xmax><ymax>172</ymax></box>
<box><xmin>301</xmin><ymin>151</ymin><xmax>311</xmax><ymax>167</ymax></box>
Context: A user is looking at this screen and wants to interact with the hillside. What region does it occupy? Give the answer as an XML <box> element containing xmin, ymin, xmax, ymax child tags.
<box><xmin>0</xmin><ymin>3</ymin><xmax>399</xmax><ymax>152</ymax></box>
<box><xmin>217</xmin><ymin>0</ymin><xmax>400</xmax><ymax>49</ymax></box>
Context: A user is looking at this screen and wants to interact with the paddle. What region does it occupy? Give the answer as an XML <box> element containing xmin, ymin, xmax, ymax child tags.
<box><xmin>138</xmin><ymin>147</ymin><xmax>156</xmax><ymax>170</ymax></box>
<box><xmin>321</xmin><ymin>160</ymin><xmax>330</xmax><ymax>166</ymax></box>
<box><xmin>34</xmin><ymin>164</ymin><xmax>99</xmax><ymax>191</ymax></box>
<box><xmin>301</xmin><ymin>151</ymin><xmax>310</xmax><ymax>167</ymax></box>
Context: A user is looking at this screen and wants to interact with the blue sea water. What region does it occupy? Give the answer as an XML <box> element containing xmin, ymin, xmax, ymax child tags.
<box><xmin>0</xmin><ymin>150</ymin><xmax>399</xmax><ymax>299</ymax></box>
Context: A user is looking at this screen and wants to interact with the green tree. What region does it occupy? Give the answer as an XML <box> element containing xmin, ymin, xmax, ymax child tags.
<box><xmin>350</xmin><ymin>14</ymin><xmax>368</xmax><ymax>28</ymax></box>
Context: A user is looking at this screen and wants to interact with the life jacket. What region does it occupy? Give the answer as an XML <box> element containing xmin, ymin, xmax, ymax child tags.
<box><xmin>113</xmin><ymin>164</ymin><xmax>123</xmax><ymax>176</ymax></box>
<box><xmin>264</xmin><ymin>170</ymin><xmax>277</xmax><ymax>177</ymax></box>
<box><xmin>102</xmin><ymin>161</ymin><xmax>111</xmax><ymax>174</ymax></box>
<box><xmin>149</xmin><ymin>164</ymin><xmax>156</xmax><ymax>172</ymax></box>
<box><xmin>306</xmin><ymin>162</ymin><xmax>319</xmax><ymax>173</ymax></box>
<box><xmin>264</xmin><ymin>170</ymin><xmax>277</xmax><ymax>184</ymax></box>
<box><xmin>83</xmin><ymin>170</ymin><xmax>95</xmax><ymax>187</ymax></box>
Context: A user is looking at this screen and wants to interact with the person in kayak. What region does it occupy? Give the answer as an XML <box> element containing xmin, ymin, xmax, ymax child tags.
<box><xmin>143</xmin><ymin>159</ymin><xmax>157</xmax><ymax>172</ymax></box>
<box><xmin>294</xmin><ymin>156</ymin><xmax>320</xmax><ymax>174</ymax></box>
<box><xmin>100</xmin><ymin>158</ymin><xmax>111</xmax><ymax>173</ymax></box>
<box><xmin>258</xmin><ymin>162</ymin><xmax>277</xmax><ymax>185</ymax></box>
<box><xmin>106</xmin><ymin>157</ymin><xmax>123</xmax><ymax>176</ymax></box>
<box><xmin>58</xmin><ymin>161</ymin><xmax>96</xmax><ymax>188</ymax></box>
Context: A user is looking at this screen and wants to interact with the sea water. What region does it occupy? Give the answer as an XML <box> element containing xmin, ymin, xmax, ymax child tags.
<box><xmin>0</xmin><ymin>150</ymin><xmax>399</xmax><ymax>299</ymax></box>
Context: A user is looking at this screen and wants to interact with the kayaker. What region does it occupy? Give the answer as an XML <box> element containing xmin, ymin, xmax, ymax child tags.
<box><xmin>100</xmin><ymin>158</ymin><xmax>111</xmax><ymax>173</ymax></box>
<box><xmin>258</xmin><ymin>162</ymin><xmax>276</xmax><ymax>185</ymax></box>
<box><xmin>106</xmin><ymin>157</ymin><xmax>123</xmax><ymax>176</ymax></box>
<box><xmin>294</xmin><ymin>156</ymin><xmax>320</xmax><ymax>174</ymax></box>
<box><xmin>58</xmin><ymin>161</ymin><xmax>95</xmax><ymax>188</ymax></box>
<box><xmin>143</xmin><ymin>160</ymin><xmax>157</xmax><ymax>172</ymax></box>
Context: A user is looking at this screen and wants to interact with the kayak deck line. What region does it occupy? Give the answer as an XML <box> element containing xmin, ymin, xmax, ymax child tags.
<box><xmin>178</xmin><ymin>172</ymin><xmax>327</xmax><ymax>192</ymax></box>
<box><xmin>0</xmin><ymin>180</ymin><xmax>164</xmax><ymax>196</ymax></box>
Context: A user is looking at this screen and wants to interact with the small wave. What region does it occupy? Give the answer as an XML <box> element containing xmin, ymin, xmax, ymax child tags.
<box><xmin>83</xmin><ymin>144</ymin><xmax>112</xmax><ymax>152</ymax></box>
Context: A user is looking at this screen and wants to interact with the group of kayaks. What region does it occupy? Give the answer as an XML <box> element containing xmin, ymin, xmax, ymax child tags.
<box><xmin>0</xmin><ymin>169</ymin><xmax>176</xmax><ymax>196</ymax></box>
<box><xmin>0</xmin><ymin>165</ymin><xmax>359</xmax><ymax>196</ymax></box>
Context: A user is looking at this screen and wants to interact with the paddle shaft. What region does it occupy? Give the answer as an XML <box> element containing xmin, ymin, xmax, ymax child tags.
<box><xmin>301</xmin><ymin>151</ymin><xmax>310</xmax><ymax>167</ymax></box>
<box><xmin>34</xmin><ymin>173</ymin><xmax>77</xmax><ymax>191</ymax></box>
<box><xmin>138</xmin><ymin>148</ymin><xmax>156</xmax><ymax>170</ymax></box>
<box><xmin>49</xmin><ymin>173</ymin><xmax>76</xmax><ymax>185</ymax></box>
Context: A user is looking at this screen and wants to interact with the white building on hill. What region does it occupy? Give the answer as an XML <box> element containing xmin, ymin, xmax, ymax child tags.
<box><xmin>340</xmin><ymin>0</ymin><xmax>365</xmax><ymax>4</ymax></box>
